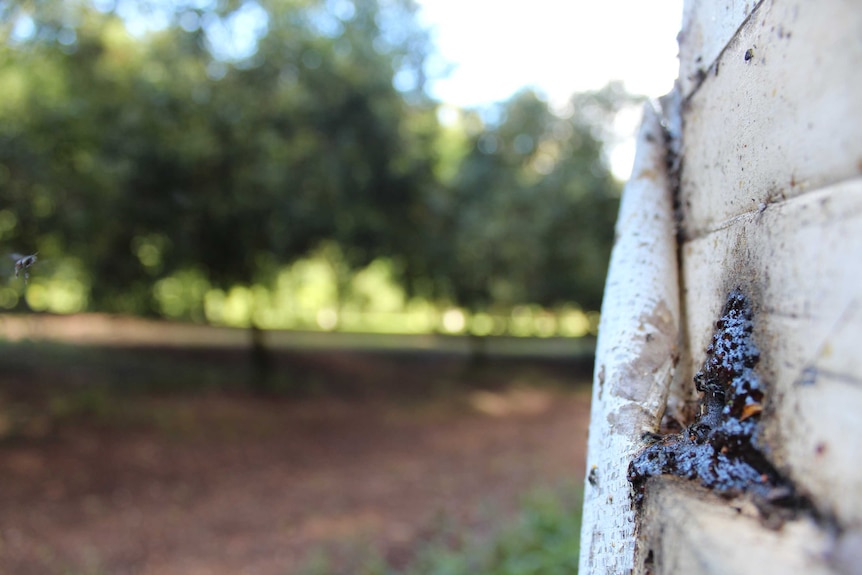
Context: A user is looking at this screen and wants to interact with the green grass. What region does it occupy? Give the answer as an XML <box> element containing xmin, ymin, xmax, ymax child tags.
<box><xmin>301</xmin><ymin>483</ymin><xmax>583</xmax><ymax>575</ymax></box>
<box><xmin>35</xmin><ymin>484</ymin><xmax>583</xmax><ymax>575</ymax></box>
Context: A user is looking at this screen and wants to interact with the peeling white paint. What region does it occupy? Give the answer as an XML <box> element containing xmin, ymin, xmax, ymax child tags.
<box><xmin>578</xmin><ymin>103</ymin><xmax>680</xmax><ymax>575</ymax></box>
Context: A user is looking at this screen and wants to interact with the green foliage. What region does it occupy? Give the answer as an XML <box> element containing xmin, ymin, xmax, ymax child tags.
<box><xmin>404</xmin><ymin>485</ymin><xmax>582</xmax><ymax>575</ymax></box>
<box><xmin>1</xmin><ymin>1</ymin><xmax>636</xmax><ymax>321</ymax></box>
<box><xmin>49</xmin><ymin>386</ymin><xmax>114</xmax><ymax>421</ymax></box>
<box><xmin>421</xmin><ymin>87</ymin><xmax>635</xmax><ymax>313</ymax></box>
<box><xmin>300</xmin><ymin>483</ymin><xmax>582</xmax><ymax>575</ymax></box>
<box><xmin>1</xmin><ymin>0</ymin><xmax>438</xmax><ymax>314</ymax></box>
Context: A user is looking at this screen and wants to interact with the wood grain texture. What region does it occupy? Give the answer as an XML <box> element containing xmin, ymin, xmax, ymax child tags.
<box><xmin>583</xmin><ymin>1</ymin><xmax>862</xmax><ymax>572</ymax></box>
<box><xmin>675</xmin><ymin>0</ymin><xmax>862</xmax><ymax>533</ymax></box>
<box><xmin>635</xmin><ymin>479</ymin><xmax>834</xmax><ymax>575</ymax></box>
<box><xmin>679</xmin><ymin>0</ymin><xmax>862</xmax><ymax>239</ymax></box>
<box><xmin>678</xmin><ymin>0</ymin><xmax>759</xmax><ymax>97</ymax></box>
<box><xmin>681</xmin><ymin>179</ymin><xmax>862</xmax><ymax>528</ymax></box>
<box><xmin>578</xmin><ymin>103</ymin><xmax>680</xmax><ymax>575</ymax></box>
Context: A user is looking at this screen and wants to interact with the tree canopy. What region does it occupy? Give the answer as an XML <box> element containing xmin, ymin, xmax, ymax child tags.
<box><xmin>425</xmin><ymin>87</ymin><xmax>627</xmax><ymax>313</ymax></box>
<box><xmin>0</xmin><ymin>0</ymin><xmax>636</xmax><ymax>328</ymax></box>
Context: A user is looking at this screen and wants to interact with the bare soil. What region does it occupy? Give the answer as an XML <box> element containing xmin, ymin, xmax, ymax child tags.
<box><xmin>0</xmin><ymin>350</ymin><xmax>591</xmax><ymax>575</ymax></box>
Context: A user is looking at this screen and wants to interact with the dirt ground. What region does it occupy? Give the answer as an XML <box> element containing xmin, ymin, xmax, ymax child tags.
<box><xmin>0</xmin><ymin>351</ymin><xmax>592</xmax><ymax>575</ymax></box>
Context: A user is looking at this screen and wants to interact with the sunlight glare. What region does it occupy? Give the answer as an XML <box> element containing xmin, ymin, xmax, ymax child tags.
<box><xmin>442</xmin><ymin>308</ymin><xmax>466</xmax><ymax>333</ymax></box>
<box><xmin>416</xmin><ymin>0</ymin><xmax>683</xmax><ymax>180</ymax></box>
<box><xmin>417</xmin><ymin>0</ymin><xmax>683</xmax><ymax>108</ymax></box>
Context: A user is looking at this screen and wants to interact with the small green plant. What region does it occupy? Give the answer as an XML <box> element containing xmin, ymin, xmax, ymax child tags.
<box><xmin>299</xmin><ymin>483</ymin><xmax>582</xmax><ymax>575</ymax></box>
<box><xmin>410</xmin><ymin>485</ymin><xmax>582</xmax><ymax>575</ymax></box>
<box><xmin>49</xmin><ymin>387</ymin><xmax>114</xmax><ymax>421</ymax></box>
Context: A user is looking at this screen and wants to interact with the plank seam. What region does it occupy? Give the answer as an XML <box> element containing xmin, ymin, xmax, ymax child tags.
<box><xmin>682</xmin><ymin>174</ymin><xmax>862</xmax><ymax>242</ymax></box>
<box><xmin>681</xmin><ymin>0</ymin><xmax>767</xmax><ymax>103</ymax></box>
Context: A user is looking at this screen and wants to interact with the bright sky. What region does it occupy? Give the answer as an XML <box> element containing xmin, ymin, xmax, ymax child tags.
<box><xmin>416</xmin><ymin>0</ymin><xmax>683</xmax><ymax>107</ymax></box>
<box><xmin>415</xmin><ymin>0</ymin><xmax>684</xmax><ymax>178</ymax></box>
<box><xmin>10</xmin><ymin>0</ymin><xmax>683</xmax><ymax>178</ymax></box>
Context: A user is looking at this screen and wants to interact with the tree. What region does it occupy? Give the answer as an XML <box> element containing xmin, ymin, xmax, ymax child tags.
<box><xmin>0</xmin><ymin>0</ymin><xmax>439</xmax><ymax>316</ymax></box>
<box><xmin>424</xmin><ymin>86</ymin><xmax>635</xmax><ymax>316</ymax></box>
<box><xmin>1</xmin><ymin>1</ymin><xmax>637</xmax><ymax>335</ymax></box>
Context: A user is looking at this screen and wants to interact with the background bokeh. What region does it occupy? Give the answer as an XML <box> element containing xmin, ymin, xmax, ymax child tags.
<box><xmin>0</xmin><ymin>0</ymin><xmax>644</xmax><ymax>332</ymax></box>
<box><xmin>0</xmin><ymin>1</ymin><xmax>680</xmax><ymax>573</ymax></box>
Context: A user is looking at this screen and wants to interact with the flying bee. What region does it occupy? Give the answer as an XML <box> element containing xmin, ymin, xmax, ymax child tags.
<box><xmin>11</xmin><ymin>253</ymin><xmax>38</xmax><ymax>283</ymax></box>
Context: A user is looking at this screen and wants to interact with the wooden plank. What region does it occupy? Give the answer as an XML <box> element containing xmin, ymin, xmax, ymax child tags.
<box><xmin>678</xmin><ymin>0</ymin><xmax>759</xmax><ymax>97</ymax></box>
<box><xmin>680</xmin><ymin>178</ymin><xmax>862</xmax><ymax>528</ymax></box>
<box><xmin>578</xmin><ymin>103</ymin><xmax>680</xmax><ymax>575</ymax></box>
<box><xmin>635</xmin><ymin>479</ymin><xmax>834</xmax><ymax>575</ymax></box>
<box><xmin>618</xmin><ymin>1</ymin><xmax>862</xmax><ymax>573</ymax></box>
<box><xmin>679</xmin><ymin>0</ymin><xmax>862</xmax><ymax>239</ymax></box>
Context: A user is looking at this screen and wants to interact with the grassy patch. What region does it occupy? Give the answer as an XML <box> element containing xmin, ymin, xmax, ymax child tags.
<box><xmin>301</xmin><ymin>483</ymin><xmax>582</xmax><ymax>575</ymax></box>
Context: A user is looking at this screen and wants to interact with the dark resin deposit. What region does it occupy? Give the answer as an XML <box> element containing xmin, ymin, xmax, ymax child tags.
<box><xmin>628</xmin><ymin>289</ymin><xmax>791</xmax><ymax>506</ymax></box>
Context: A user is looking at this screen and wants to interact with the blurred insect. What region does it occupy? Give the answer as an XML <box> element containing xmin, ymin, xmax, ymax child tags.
<box><xmin>11</xmin><ymin>253</ymin><xmax>38</xmax><ymax>283</ymax></box>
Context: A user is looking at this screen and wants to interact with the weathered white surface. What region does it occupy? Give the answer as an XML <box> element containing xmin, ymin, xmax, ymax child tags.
<box><xmin>636</xmin><ymin>479</ymin><xmax>834</xmax><ymax>575</ymax></box>
<box><xmin>678</xmin><ymin>0</ymin><xmax>758</xmax><ymax>96</ymax></box>
<box><xmin>681</xmin><ymin>179</ymin><xmax>862</xmax><ymax>528</ymax></box>
<box><xmin>679</xmin><ymin>0</ymin><xmax>862</xmax><ymax>239</ymax></box>
<box><xmin>578</xmin><ymin>103</ymin><xmax>679</xmax><ymax>575</ymax></box>
<box><xmin>676</xmin><ymin>0</ymin><xmax>862</xmax><ymax>532</ymax></box>
<box><xmin>583</xmin><ymin>0</ymin><xmax>862</xmax><ymax>571</ymax></box>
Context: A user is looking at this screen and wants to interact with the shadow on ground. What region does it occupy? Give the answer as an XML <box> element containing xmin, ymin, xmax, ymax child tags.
<box><xmin>0</xmin><ymin>333</ymin><xmax>592</xmax><ymax>575</ymax></box>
